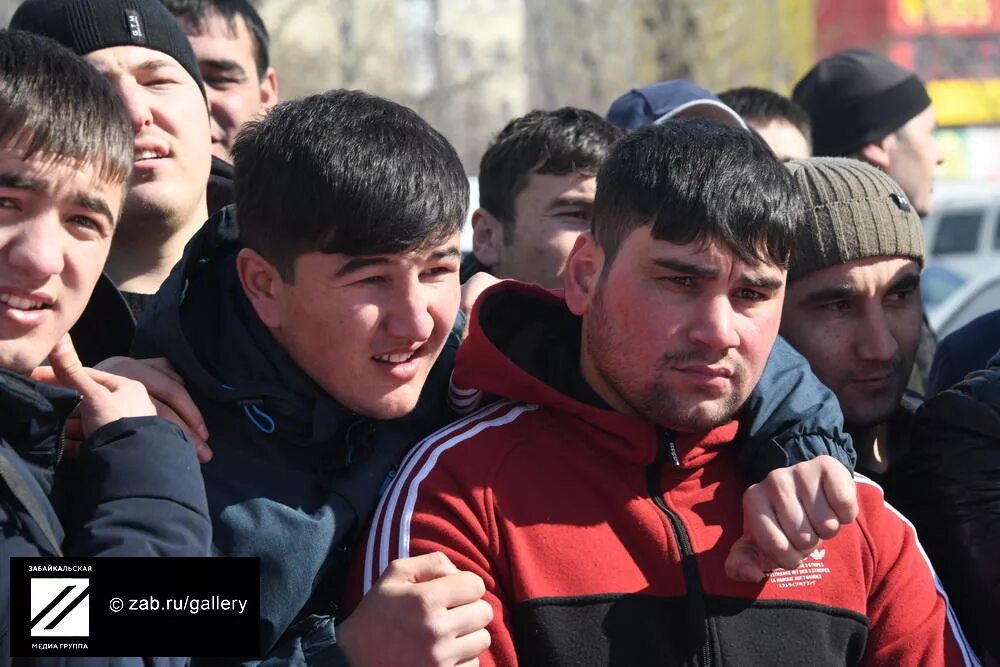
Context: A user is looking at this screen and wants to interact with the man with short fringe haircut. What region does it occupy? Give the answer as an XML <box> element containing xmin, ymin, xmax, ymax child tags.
<box><xmin>130</xmin><ymin>89</ymin><xmax>493</xmax><ymax>664</ymax></box>
<box><xmin>355</xmin><ymin>119</ymin><xmax>976</xmax><ymax>666</ymax></box>
<box><xmin>465</xmin><ymin>107</ymin><xmax>625</xmax><ymax>287</ymax></box>
<box><xmin>10</xmin><ymin>0</ymin><xmax>231</xmax><ymax>368</ymax></box>
<box><xmin>0</xmin><ymin>30</ymin><xmax>210</xmax><ymax>665</ymax></box>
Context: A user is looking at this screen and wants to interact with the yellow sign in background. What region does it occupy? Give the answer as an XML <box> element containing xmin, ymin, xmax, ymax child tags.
<box><xmin>929</xmin><ymin>78</ymin><xmax>1000</xmax><ymax>125</ymax></box>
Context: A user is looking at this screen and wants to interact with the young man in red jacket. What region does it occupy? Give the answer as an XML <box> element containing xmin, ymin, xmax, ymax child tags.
<box><xmin>354</xmin><ymin>120</ymin><xmax>977</xmax><ymax>666</ymax></box>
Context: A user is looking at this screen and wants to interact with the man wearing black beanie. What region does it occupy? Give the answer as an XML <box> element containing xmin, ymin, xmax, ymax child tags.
<box><xmin>794</xmin><ymin>49</ymin><xmax>944</xmax><ymax>395</ymax></box>
<box><xmin>793</xmin><ymin>49</ymin><xmax>944</xmax><ymax>217</ymax></box>
<box><xmin>10</xmin><ymin>0</ymin><xmax>222</xmax><ymax>369</ymax></box>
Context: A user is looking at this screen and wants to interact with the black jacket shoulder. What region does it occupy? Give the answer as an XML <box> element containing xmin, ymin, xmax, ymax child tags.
<box><xmin>891</xmin><ymin>364</ymin><xmax>1000</xmax><ymax>659</ymax></box>
<box><xmin>927</xmin><ymin>308</ymin><xmax>1000</xmax><ymax>395</ymax></box>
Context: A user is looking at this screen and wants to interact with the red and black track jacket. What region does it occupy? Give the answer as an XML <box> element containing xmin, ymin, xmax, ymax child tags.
<box><xmin>352</xmin><ymin>282</ymin><xmax>977</xmax><ymax>666</ymax></box>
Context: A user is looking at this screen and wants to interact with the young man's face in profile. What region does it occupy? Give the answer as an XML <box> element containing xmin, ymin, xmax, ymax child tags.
<box><xmin>883</xmin><ymin>106</ymin><xmax>943</xmax><ymax>216</ymax></box>
<box><xmin>267</xmin><ymin>232</ymin><xmax>463</xmax><ymax>420</ymax></box>
<box><xmin>569</xmin><ymin>226</ymin><xmax>786</xmax><ymax>433</ymax></box>
<box><xmin>0</xmin><ymin>146</ymin><xmax>122</xmax><ymax>373</ymax></box>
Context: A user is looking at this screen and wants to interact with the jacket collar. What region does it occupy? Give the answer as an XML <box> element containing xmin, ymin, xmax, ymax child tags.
<box><xmin>0</xmin><ymin>369</ymin><xmax>80</xmax><ymax>468</ymax></box>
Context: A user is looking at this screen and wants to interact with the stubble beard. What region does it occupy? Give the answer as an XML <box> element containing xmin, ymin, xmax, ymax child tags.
<box><xmin>585</xmin><ymin>294</ymin><xmax>748</xmax><ymax>433</ymax></box>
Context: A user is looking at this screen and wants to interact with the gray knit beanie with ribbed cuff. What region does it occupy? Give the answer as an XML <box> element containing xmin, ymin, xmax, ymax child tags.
<box><xmin>785</xmin><ymin>157</ymin><xmax>924</xmax><ymax>282</ymax></box>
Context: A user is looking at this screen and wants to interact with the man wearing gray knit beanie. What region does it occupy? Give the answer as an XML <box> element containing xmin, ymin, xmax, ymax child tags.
<box><xmin>780</xmin><ymin>157</ymin><xmax>924</xmax><ymax>490</ymax></box>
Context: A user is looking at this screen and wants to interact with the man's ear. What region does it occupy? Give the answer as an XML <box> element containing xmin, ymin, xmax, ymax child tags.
<box><xmin>858</xmin><ymin>134</ymin><xmax>895</xmax><ymax>171</ymax></box>
<box><xmin>471</xmin><ymin>208</ymin><xmax>503</xmax><ymax>269</ymax></box>
<box><xmin>564</xmin><ymin>232</ymin><xmax>604</xmax><ymax>316</ymax></box>
<box><xmin>259</xmin><ymin>67</ymin><xmax>278</xmax><ymax>110</ymax></box>
<box><xmin>236</xmin><ymin>247</ymin><xmax>285</xmax><ymax>329</ymax></box>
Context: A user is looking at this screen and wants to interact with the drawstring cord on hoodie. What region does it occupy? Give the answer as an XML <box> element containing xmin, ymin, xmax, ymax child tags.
<box><xmin>244</xmin><ymin>404</ymin><xmax>276</xmax><ymax>434</ymax></box>
<box><xmin>224</xmin><ymin>384</ymin><xmax>278</xmax><ymax>435</ymax></box>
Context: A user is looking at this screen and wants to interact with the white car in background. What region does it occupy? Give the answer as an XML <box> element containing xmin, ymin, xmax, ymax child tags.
<box><xmin>921</xmin><ymin>182</ymin><xmax>1000</xmax><ymax>337</ymax></box>
<box><xmin>923</xmin><ymin>181</ymin><xmax>1000</xmax><ymax>277</ymax></box>
<box><xmin>926</xmin><ymin>265</ymin><xmax>1000</xmax><ymax>339</ymax></box>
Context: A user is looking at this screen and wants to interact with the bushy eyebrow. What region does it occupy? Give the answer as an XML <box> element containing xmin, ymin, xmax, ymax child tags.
<box><xmin>652</xmin><ymin>257</ymin><xmax>718</xmax><ymax>279</ymax></box>
<box><xmin>76</xmin><ymin>193</ymin><xmax>115</xmax><ymax>226</ymax></box>
<box><xmin>653</xmin><ymin>256</ymin><xmax>783</xmax><ymax>290</ymax></box>
<box><xmin>739</xmin><ymin>274</ymin><xmax>784</xmax><ymax>291</ymax></box>
<box><xmin>334</xmin><ymin>246</ymin><xmax>461</xmax><ymax>278</ymax></box>
<box><xmin>200</xmin><ymin>58</ymin><xmax>247</xmax><ymax>77</ymax></box>
<box><xmin>889</xmin><ymin>272</ymin><xmax>921</xmax><ymax>293</ymax></box>
<box><xmin>0</xmin><ymin>172</ymin><xmax>114</xmax><ymax>227</ymax></box>
<box><xmin>0</xmin><ymin>172</ymin><xmax>40</xmax><ymax>191</ymax></box>
<box><xmin>546</xmin><ymin>195</ymin><xmax>592</xmax><ymax>212</ymax></box>
<box><xmin>803</xmin><ymin>270</ymin><xmax>921</xmax><ymax>305</ymax></box>
<box><xmin>136</xmin><ymin>58</ymin><xmax>182</xmax><ymax>73</ymax></box>
<box><xmin>802</xmin><ymin>284</ymin><xmax>855</xmax><ymax>305</ymax></box>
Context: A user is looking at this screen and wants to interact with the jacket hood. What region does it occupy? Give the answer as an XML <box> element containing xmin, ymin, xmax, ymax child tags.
<box><xmin>132</xmin><ymin>206</ymin><xmax>356</xmax><ymax>456</ymax></box>
<box><xmin>453</xmin><ymin>281</ymin><xmax>738</xmax><ymax>466</ymax></box>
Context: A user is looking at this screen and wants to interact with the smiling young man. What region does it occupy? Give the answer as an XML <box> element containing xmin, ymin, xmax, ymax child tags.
<box><xmin>162</xmin><ymin>0</ymin><xmax>278</xmax><ymax>163</ymax></box>
<box><xmin>11</xmin><ymin>0</ymin><xmax>213</xmax><ymax>298</ymax></box>
<box><xmin>0</xmin><ymin>30</ymin><xmax>210</xmax><ymax>665</ymax></box>
<box><xmin>9</xmin><ymin>0</ymin><xmax>229</xmax><ymax>370</ymax></box>
<box><xmin>356</xmin><ymin>121</ymin><xmax>974</xmax><ymax>665</ymax></box>
<box><xmin>129</xmin><ymin>89</ymin><xmax>491</xmax><ymax>664</ymax></box>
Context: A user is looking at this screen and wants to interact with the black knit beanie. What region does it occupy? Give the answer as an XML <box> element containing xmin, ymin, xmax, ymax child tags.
<box><xmin>10</xmin><ymin>0</ymin><xmax>205</xmax><ymax>99</ymax></box>
<box><xmin>792</xmin><ymin>49</ymin><xmax>930</xmax><ymax>157</ymax></box>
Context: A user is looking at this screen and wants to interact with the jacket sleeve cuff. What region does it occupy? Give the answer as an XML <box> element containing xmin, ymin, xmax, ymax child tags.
<box><xmin>80</xmin><ymin>416</ymin><xmax>208</xmax><ymax>514</ymax></box>
<box><xmin>739</xmin><ymin>432</ymin><xmax>856</xmax><ymax>484</ymax></box>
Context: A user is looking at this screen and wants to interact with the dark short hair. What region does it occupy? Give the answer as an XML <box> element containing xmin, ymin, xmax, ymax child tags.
<box><xmin>233</xmin><ymin>89</ymin><xmax>468</xmax><ymax>280</ymax></box>
<box><xmin>718</xmin><ymin>86</ymin><xmax>812</xmax><ymax>149</ymax></box>
<box><xmin>593</xmin><ymin>119</ymin><xmax>803</xmax><ymax>269</ymax></box>
<box><xmin>0</xmin><ymin>30</ymin><xmax>132</xmax><ymax>186</ymax></box>
<box><xmin>162</xmin><ymin>0</ymin><xmax>270</xmax><ymax>78</ymax></box>
<box><xmin>478</xmin><ymin>108</ymin><xmax>625</xmax><ymax>230</ymax></box>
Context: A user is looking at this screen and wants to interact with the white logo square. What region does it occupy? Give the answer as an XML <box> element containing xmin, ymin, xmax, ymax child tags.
<box><xmin>29</xmin><ymin>578</ymin><xmax>90</xmax><ymax>637</ymax></box>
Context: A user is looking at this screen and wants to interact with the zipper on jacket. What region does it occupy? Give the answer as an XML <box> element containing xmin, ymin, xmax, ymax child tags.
<box><xmin>54</xmin><ymin>395</ymin><xmax>83</xmax><ymax>467</ymax></box>
<box><xmin>646</xmin><ymin>429</ymin><xmax>712</xmax><ymax>666</ymax></box>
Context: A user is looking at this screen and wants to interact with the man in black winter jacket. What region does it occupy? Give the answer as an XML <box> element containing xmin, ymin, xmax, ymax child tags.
<box><xmin>0</xmin><ymin>30</ymin><xmax>211</xmax><ymax>665</ymax></box>
<box><xmin>891</xmin><ymin>350</ymin><xmax>1000</xmax><ymax>662</ymax></box>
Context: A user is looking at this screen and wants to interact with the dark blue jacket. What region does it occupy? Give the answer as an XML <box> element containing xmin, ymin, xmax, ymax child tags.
<box><xmin>132</xmin><ymin>207</ymin><xmax>462</xmax><ymax>665</ymax></box>
<box><xmin>928</xmin><ymin>308</ymin><xmax>1000</xmax><ymax>396</ymax></box>
<box><xmin>133</xmin><ymin>206</ymin><xmax>855</xmax><ymax>665</ymax></box>
<box><xmin>0</xmin><ymin>369</ymin><xmax>212</xmax><ymax>665</ymax></box>
<box><xmin>892</xmin><ymin>349</ymin><xmax>1000</xmax><ymax>660</ymax></box>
